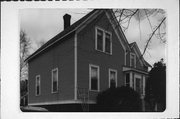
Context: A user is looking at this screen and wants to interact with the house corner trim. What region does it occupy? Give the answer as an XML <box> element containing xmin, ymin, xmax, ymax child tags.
<box><xmin>74</xmin><ymin>33</ymin><xmax>77</xmax><ymax>100</ymax></box>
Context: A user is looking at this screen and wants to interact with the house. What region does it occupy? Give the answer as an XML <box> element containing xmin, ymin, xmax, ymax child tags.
<box><xmin>25</xmin><ymin>9</ymin><xmax>151</xmax><ymax>111</ymax></box>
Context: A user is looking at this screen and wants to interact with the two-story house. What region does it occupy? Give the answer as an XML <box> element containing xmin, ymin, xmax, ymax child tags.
<box><xmin>25</xmin><ymin>9</ymin><xmax>151</xmax><ymax>111</ymax></box>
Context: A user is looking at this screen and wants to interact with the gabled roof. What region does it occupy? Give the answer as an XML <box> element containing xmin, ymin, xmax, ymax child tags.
<box><xmin>26</xmin><ymin>9</ymin><xmax>99</xmax><ymax>62</ymax></box>
<box><xmin>129</xmin><ymin>42</ymin><xmax>151</xmax><ymax>67</ymax></box>
<box><xmin>26</xmin><ymin>9</ymin><xmax>131</xmax><ymax>62</ymax></box>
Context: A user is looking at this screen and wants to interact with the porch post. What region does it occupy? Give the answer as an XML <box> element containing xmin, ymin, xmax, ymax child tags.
<box><xmin>130</xmin><ymin>72</ymin><xmax>133</xmax><ymax>88</ymax></box>
<box><xmin>142</xmin><ymin>75</ymin><xmax>146</xmax><ymax>96</ymax></box>
<box><xmin>142</xmin><ymin>75</ymin><xmax>146</xmax><ymax>111</ymax></box>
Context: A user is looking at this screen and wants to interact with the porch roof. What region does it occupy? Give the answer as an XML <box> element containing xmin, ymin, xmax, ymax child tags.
<box><xmin>123</xmin><ymin>66</ymin><xmax>149</xmax><ymax>75</ymax></box>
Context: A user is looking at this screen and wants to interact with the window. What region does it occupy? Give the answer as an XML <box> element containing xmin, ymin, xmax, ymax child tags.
<box><xmin>130</xmin><ymin>53</ymin><xmax>136</xmax><ymax>68</ymax></box>
<box><xmin>109</xmin><ymin>69</ymin><xmax>117</xmax><ymax>88</ymax></box>
<box><xmin>97</xmin><ymin>29</ymin><xmax>103</xmax><ymax>51</ymax></box>
<box><xmin>89</xmin><ymin>65</ymin><xmax>99</xmax><ymax>91</ymax></box>
<box><xmin>95</xmin><ymin>27</ymin><xmax>112</xmax><ymax>54</ymax></box>
<box><xmin>35</xmin><ymin>75</ymin><xmax>40</xmax><ymax>96</ymax></box>
<box><xmin>105</xmin><ymin>33</ymin><xmax>111</xmax><ymax>53</ymax></box>
<box><xmin>125</xmin><ymin>73</ymin><xmax>130</xmax><ymax>87</ymax></box>
<box><xmin>52</xmin><ymin>68</ymin><xmax>58</xmax><ymax>93</ymax></box>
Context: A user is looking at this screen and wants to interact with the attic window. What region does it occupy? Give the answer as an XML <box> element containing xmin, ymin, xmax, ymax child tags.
<box><xmin>130</xmin><ymin>53</ymin><xmax>136</xmax><ymax>68</ymax></box>
<box><xmin>95</xmin><ymin>27</ymin><xmax>112</xmax><ymax>54</ymax></box>
<box><xmin>97</xmin><ymin>29</ymin><xmax>103</xmax><ymax>51</ymax></box>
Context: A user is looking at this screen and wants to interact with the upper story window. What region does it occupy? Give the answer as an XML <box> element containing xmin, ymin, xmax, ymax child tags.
<box><xmin>130</xmin><ymin>53</ymin><xmax>136</xmax><ymax>68</ymax></box>
<box><xmin>89</xmin><ymin>64</ymin><xmax>100</xmax><ymax>91</ymax></box>
<box><xmin>52</xmin><ymin>68</ymin><xmax>58</xmax><ymax>93</ymax></box>
<box><xmin>35</xmin><ymin>75</ymin><xmax>41</xmax><ymax>96</ymax></box>
<box><xmin>97</xmin><ymin>29</ymin><xmax>103</xmax><ymax>51</ymax></box>
<box><xmin>95</xmin><ymin>27</ymin><xmax>112</xmax><ymax>54</ymax></box>
<box><xmin>109</xmin><ymin>69</ymin><xmax>117</xmax><ymax>88</ymax></box>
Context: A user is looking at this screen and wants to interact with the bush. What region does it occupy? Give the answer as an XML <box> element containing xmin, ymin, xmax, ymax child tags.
<box><xmin>96</xmin><ymin>86</ymin><xmax>142</xmax><ymax>112</ymax></box>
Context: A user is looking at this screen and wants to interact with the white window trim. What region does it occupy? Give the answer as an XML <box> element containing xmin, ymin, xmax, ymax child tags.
<box><xmin>35</xmin><ymin>75</ymin><xmax>41</xmax><ymax>96</ymax></box>
<box><xmin>108</xmin><ymin>68</ymin><xmax>118</xmax><ymax>88</ymax></box>
<box><xmin>51</xmin><ymin>68</ymin><xmax>58</xmax><ymax>93</ymax></box>
<box><xmin>95</xmin><ymin>26</ymin><xmax>112</xmax><ymax>55</ymax></box>
<box><xmin>130</xmin><ymin>52</ymin><xmax>136</xmax><ymax>68</ymax></box>
<box><xmin>89</xmin><ymin>64</ymin><xmax>100</xmax><ymax>92</ymax></box>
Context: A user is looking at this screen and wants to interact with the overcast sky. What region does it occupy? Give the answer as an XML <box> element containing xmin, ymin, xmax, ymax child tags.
<box><xmin>20</xmin><ymin>9</ymin><xmax>166</xmax><ymax>66</ymax></box>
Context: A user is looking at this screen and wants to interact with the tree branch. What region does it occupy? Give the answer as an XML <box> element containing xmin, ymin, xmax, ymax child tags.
<box><xmin>141</xmin><ymin>17</ymin><xmax>166</xmax><ymax>57</ymax></box>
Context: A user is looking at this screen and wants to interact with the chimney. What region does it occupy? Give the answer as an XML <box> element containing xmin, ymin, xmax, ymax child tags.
<box><xmin>63</xmin><ymin>14</ymin><xmax>71</xmax><ymax>30</ymax></box>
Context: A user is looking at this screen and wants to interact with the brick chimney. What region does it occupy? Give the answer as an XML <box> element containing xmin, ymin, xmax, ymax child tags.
<box><xmin>63</xmin><ymin>14</ymin><xmax>71</xmax><ymax>30</ymax></box>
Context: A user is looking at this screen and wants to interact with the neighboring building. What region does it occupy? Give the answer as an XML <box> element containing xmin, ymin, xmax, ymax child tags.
<box><xmin>25</xmin><ymin>9</ymin><xmax>151</xmax><ymax>110</ymax></box>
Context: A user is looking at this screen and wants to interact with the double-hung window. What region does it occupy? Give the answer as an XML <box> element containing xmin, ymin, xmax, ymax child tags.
<box><xmin>97</xmin><ymin>29</ymin><xmax>103</xmax><ymax>51</ymax></box>
<box><xmin>89</xmin><ymin>64</ymin><xmax>99</xmax><ymax>91</ymax></box>
<box><xmin>52</xmin><ymin>68</ymin><xmax>58</xmax><ymax>93</ymax></box>
<box><xmin>109</xmin><ymin>69</ymin><xmax>117</xmax><ymax>88</ymax></box>
<box><xmin>130</xmin><ymin>53</ymin><xmax>136</xmax><ymax>68</ymax></box>
<box><xmin>35</xmin><ymin>75</ymin><xmax>41</xmax><ymax>96</ymax></box>
<box><xmin>96</xmin><ymin>27</ymin><xmax>112</xmax><ymax>54</ymax></box>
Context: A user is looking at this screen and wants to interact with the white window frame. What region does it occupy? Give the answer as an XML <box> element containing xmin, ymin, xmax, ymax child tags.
<box><xmin>35</xmin><ymin>75</ymin><xmax>41</xmax><ymax>96</ymax></box>
<box><xmin>89</xmin><ymin>64</ymin><xmax>100</xmax><ymax>91</ymax></box>
<box><xmin>130</xmin><ymin>53</ymin><xmax>136</xmax><ymax>68</ymax></box>
<box><xmin>51</xmin><ymin>68</ymin><xmax>58</xmax><ymax>93</ymax></box>
<box><xmin>109</xmin><ymin>69</ymin><xmax>118</xmax><ymax>88</ymax></box>
<box><xmin>95</xmin><ymin>27</ymin><xmax>112</xmax><ymax>55</ymax></box>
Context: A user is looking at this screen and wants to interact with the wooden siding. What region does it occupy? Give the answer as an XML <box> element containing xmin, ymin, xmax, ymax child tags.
<box><xmin>76</xmin><ymin>12</ymin><xmax>125</xmax><ymax>101</ymax></box>
<box><xmin>28</xmin><ymin>34</ymin><xmax>75</xmax><ymax>105</ymax></box>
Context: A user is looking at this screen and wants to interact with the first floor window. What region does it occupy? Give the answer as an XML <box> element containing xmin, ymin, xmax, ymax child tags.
<box><xmin>35</xmin><ymin>75</ymin><xmax>40</xmax><ymax>96</ymax></box>
<box><xmin>109</xmin><ymin>69</ymin><xmax>117</xmax><ymax>88</ymax></box>
<box><xmin>90</xmin><ymin>65</ymin><xmax>99</xmax><ymax>91</ymax></box>
<box><xmin>125</xmin><ymin>73</ymin><xmax>130</xmax><ymax>87</ymax></box>
<box><xmin>52</xmin><ymin>68</ymin><xmax>58</xmax><ymax>93</ymax></box>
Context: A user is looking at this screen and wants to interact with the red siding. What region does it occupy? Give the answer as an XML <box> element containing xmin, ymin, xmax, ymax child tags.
<box><xmin>76</xmin><ymin>12</ymin><xmax>125</xmax><ymax>101</ymax></box>
<box><xmin>28</xmin><ymin>34</ymin><xmax>75</xmax><ymax>104</ymax></box>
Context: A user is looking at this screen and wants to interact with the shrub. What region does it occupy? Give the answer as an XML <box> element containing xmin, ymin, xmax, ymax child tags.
<box><xmin>96</xmin><ymin>86</ymin><xmax>142</xmax><ymax>112</ymax></box>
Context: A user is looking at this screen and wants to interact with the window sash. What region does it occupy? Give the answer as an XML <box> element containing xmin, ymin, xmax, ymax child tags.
<box><xmin>52</xmin><ymin>68</ymin><xmax>58</xmax><ymax>93</ymax></box>
<box><xmin>109</xmin><ymin>69</ymin><xmax>117</xmax><ymax>88</ymax></box>
<box><xmin>36</xmin><ymin>75</ymin><xmax>40</xmax><ymax>96</ymax></box>
<box><xmin>105</xmin><ymin>33</ymin><xmax>111</xmax><ymax>53</ymax></box>
<box><xmin>97</xmin><ymin>29</ymin><xmax>103</xmax><ymax>51</ymax></box>
<box><xmin>90</xmin><ymin>65</ymin><xmax>99</xmax><ymax>91</ymax></box>
<box><xmin>130</xmin><ymin>53</ymin><xmax>136</xmax><ymax>67</ymax></box>
<box><xmin>96</xmin><ymin>27</ymin><xmax>112</xmax><ymax>54</ymax></box>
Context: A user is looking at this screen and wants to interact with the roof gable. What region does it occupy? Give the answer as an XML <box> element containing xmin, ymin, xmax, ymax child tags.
<box><xmin>26</xmin><ymin>9</ymin><xmax>100</xmax><ymax>62</ymax></box>
<box><xmin>26</xmin><ymin>9</ymin><xmax>131</xmax><ymax>62</ymax></box>
<box><xmin>130</xmin><ymin>42</ymin><xmax>151</xmax><ymax>67</ymax></box>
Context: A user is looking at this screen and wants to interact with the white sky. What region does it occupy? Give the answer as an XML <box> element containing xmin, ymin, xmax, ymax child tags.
<box><xmin>20</xmin><ymin>9</ymin><xmax>166</xmax><ymax>66</ymax></box>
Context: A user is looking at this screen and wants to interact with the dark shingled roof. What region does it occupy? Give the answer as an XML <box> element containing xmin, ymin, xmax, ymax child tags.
<box><xmin>26</xmin><ymin>9</ymin><xmax>98</xmax><ymax>62</ymax></box>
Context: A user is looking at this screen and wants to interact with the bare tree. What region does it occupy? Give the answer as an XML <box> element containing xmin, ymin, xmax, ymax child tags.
<box><xmin>20</xmin><ymin>30</ymin><xmax>31</xmax><ymax>81</ymax></box>
<box><xmin>113</xmin><ymin>9</ymin><xmax>166</xmax><ymax>57</ymax></box>
<box><xmin>20</xmin><ymin>30</ymin><xmax>31</xmax><ymax>106</ymax></box>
